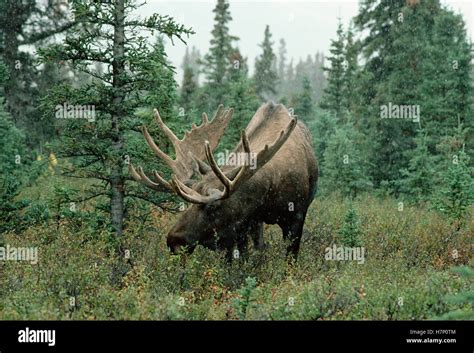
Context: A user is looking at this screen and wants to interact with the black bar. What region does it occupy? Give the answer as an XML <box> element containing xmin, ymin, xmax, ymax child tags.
<box><xmin>0</xmin><ymin>321</ymin><xmax>472</xmax><ymax>352</ymax></box>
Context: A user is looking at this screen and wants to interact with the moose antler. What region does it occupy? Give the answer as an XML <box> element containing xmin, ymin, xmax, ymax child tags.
<box><xmin>171</xmin><ymin>117</ymin><xmax>297</xmax><ymax>204</ymax></box>
<box><xmin>130</xmin><ymin>105</ymin><xmax>233</xmax><ymax>192</ymax></box>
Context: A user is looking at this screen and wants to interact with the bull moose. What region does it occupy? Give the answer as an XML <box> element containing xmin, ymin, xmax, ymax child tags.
<box><xmin>130</xmin><ymin>102</ymin><xmax>318</xmax><ymax>260</ymax></box>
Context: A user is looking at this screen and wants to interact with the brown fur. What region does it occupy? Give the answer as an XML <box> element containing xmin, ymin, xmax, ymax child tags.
<box><xmin>167</xmin><ymin>102</ymin><xmax>318</xmax><ymax>260</ymax></box>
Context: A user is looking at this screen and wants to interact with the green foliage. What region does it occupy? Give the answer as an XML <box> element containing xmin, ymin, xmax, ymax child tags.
<box><xmin>397</xmin><ymin>132</ymin><xmax>437</xmax><ymax>202</ymax></box>
<box><xmin>431</xmin><ymin>150</ymin><xmax>474</xmax><ymax>222</ymax></box>
<box><xmin>353</xmin><ymin>0</ymin><xmax>473</xmax><ymax>190</ymax></box>
<box><xmin>254</xmin><ymin>25</ymin><xmax>277</xmax><ymax>101</ymax></box>
<box><xmin>320</xmin><ymin>21</ymin><xmax>346</xmax><ymax>122</ymax></box>
<box><xmin>36</xmin><ymin>0</ymin><xmax>192</xmax><ymax>236</ymax></box>
<box><xmin>338</xmin><ymin>205</ymin><xmax>362</xmax><ymax>247</ymax></box>
<box><xmin>232</xmin><ymin>277</ymin><xmax>257</xmax><ymax>320</ymax></box>
<box><xmin>322</xmin><ymin>123</ymin><xmax>373</xmax><ymax>198</ymax></box>
<box><xmin>202</xmin><ymin>0</ymin><xmax>238</xmax><ymax>108</ymax></box>
<box><xmin>219</xmin><ymin>57</ymin><xmax>259</xmax><ymax>151</ymax></box>
<box><xmin>435</xmin><ymin>262</ymin><xmax>474</xmax><ymax>320</ymax></box>
<box><xmin>0</xmin><ymin>99</ymin><xmax>29</xmax><ymax>234</ymax></box>
<box><xmin>306</xmin><ymin>109</ymin><xmax>336</xmax><ymax>172</ymax></box>
<box><xmin>295</xmin><ymin>76</ymin><xmax>313</xmax><ymax>122</ymax></box>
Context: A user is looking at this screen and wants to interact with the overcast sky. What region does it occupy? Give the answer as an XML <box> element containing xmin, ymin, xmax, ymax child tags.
<box><xmin>137</xmin><ymin>0</ymin><xmax>473</xmax><ymax>80</ymax></box>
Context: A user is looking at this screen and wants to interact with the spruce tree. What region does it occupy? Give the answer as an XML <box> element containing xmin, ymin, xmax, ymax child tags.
<box><xmin>220</xmin><ymin>50</ymin><xmax>259</xmax><ymax>150</ymax></box>
<box><xmin>338</xmin><ymin>205</ymin><xmax>362</xmax><ymax>247</ymax></box>
<box><xmin>38</xmin><ymin>0</ymin><xmax>192</xmax><ymax>239</ymax></box>
<box><xmin>202</xmin><ymin>0</ymin><xmax>238</xmax><ymax>108</ymax></box>
<box><xmin>254</xmin><ymin>25</ymin><xmax>277</xmax><ymax>101</ymax></box>
<box><xmin>307</xmin><ymin>109</ymin><xmax>336</xmax><ymax>173</ymax></box>
<box><xmin>295</xmin><ymin>76</ymin><xmax>313</xmax><ymax>122</ymax></box>
<box><xmin>322</xmin><ymin>123</ymin><xmax>373</xmax><ymax>198</ymax></box>
<box><xmin>179</xmin><ymin>66</ymin><xmax>198</xmax><ymax>119</ymax></box>
<box><xmin>354</xmin><ymin>0</ymin><xmax>473</xmax><ymax>190</ymax></box>
<box><xmin>397</xmin><ymin>131</ymin><xmax>436</xmax><ymax>202</ymax></box>
<box><xmin>320</xmin><ymin>20</ymin><xmax>346</xmax><ymax>122</ymax></box>
<box><xmin>0</xmin><ymin>0</ymin><xmax>76</xmax><ymax>148</ymax></box>
<box><xmin>0</xmin><ymin>59</ymin><xmax>29</xmax><ymax>234</ymax></box>
<box><xmin>342</xmin><ymin>23</ymin><xmax>359</xmax><ymax>115</ymax></box>
<box><xmin>437</xmin><ymin>263</ymin><xmax>474</xmax><ymax>320</ymax></box>
<box><xmin>432</xmin><ymin>150</ymin><xmax>473</xmax><ymax>223</ymax></box>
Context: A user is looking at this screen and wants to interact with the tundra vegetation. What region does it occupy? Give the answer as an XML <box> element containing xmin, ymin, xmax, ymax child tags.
<box><xmin>0</xmin><ymin>0</ymin><xmax>473</xmax><ymax>320</ymax></box>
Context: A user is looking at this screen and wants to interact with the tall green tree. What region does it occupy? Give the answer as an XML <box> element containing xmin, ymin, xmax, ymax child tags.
<box><xmin>397</xmin><ymin>131</ymin><xmax>437</xmax><ymax>202</ymax></box>
<box><xmin>0</xmin><ymin>59</ymin><xmax>29</xmax><ymax>234</ymax></box>
<box><xmin>0</xmin><ymin>0</ymin><xmax>76</xmax><ymax>148</ymax></box>
<box><xmin>322</xmin><ymin>123</ymin><xmax>373</xmax><ymax>198</ymax></box>
<box><xmin>220</xmin><ymin>50</ymin><xmax>259</xmax><ymax>150</ymax></box>
<box><xmin>202</xmin><ymin>0</ymin><xmax>238</xmax><ymax>108</ymax></box>
<box><xmin>320</xmin><ymin>20</ymin><xmax>346</xmax><ymax>122</ymax></box>
<box><xmin>354</xmin><ymin>0</ymin><xmax>473</xmax><ymax>190</ymax></box>
<box><xmin>295</xmin><ymin>76</ymin><xmax>313</xmax><ymax>122</ymax></box>
<box><xmin>254</xmin><ymin>25</ymin><xmax>277</xmax><ymax>101</ymax></box>
<box><xmin>38</xmin><ymin>0</ymin><xmax>192</xmax><ymax>239</ymax></box>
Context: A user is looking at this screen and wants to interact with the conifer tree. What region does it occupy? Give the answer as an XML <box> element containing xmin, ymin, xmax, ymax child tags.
<box><xmin>432</xmin><ymin>150</ymin><xmax>473</xmax><ymax>223</ymax></box>
<box><xmin>320</xmin><ymin>21</ymin><xmax>346</xmax><ymax>122</ymax></box>
<box><xmin>254</xmin><ymin>25</ymin><xmax>277</xmax><ymax>101</ymax></box>
<box><xmin>38</xmin><ymin>0</ymin><xmax>192</xmax><ymax>238</ymax></box>
<box><xmin>295</xmin><ymin>76</ymin><xmax>313</xmax><ymax>122</ymax></box>
<box><xmin>322</xmin><ymin>123</ymin><xmax>373</xmax><ymax>198</ymax></box>
<box><xmin>397</xmin><ymin>131</ymin><xmax>436</xmax><ymax>202</ymax></box>
<box><xmin>202</xmin><ymin>0</ymin><xmax>238</xmax><ymax>108</ymax></box>
<box><xmin>338</xmin><ymin>205</ymin><xmax>362</xmax><ymax>247</ymax></box>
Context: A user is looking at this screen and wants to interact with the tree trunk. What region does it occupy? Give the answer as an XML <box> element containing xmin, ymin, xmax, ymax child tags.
<box><xmin>110</xmin><ymin>0</ymin><xmax>126</xmax><ymax>237</ymax></box>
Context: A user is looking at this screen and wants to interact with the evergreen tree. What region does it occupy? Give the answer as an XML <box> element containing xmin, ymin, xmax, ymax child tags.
<box><xmin>397</xmin><ymin>131</ymin><xmax>436</xmax><ymax>202</ymax></box>
<box><xmin>254</xmin><ymin>25</ymin><xmax>277</xmax><ymax>101</ymax></box>
<box><xmin>220</xmin><ymin>50</ymin><xmax>259</xmax><ymax>150</ymax></box>
<box><xmin>295</xmin><ymin>76</ymin><xmax>313</xmax><ymax>122</ymax></box>
<box><xmin>179</xmin><ymin>65</ymin><xmax>198</xmax><ymax>118</ymax></box>
<box><xmin>322</xmin><ymin>123</ymin><xmax>373</xmax><ymax>198</ymax></box>
<box><xmin>202</xmin><ymin>0</ymin><xmax>238</xmax><ymax>108</ymax></box>
<box><xmin>320</xmin><ymin>20</ymin><xmax>346</xmax><ymax>122</ymax></box>
<box><xmin>338</xmin><ymin>205</ymin><xmax>362</xmax><ymax>247</ymax></box>
<box><xmin>432</xmin><ymin>150</ymin><xmax>473</xmax><ymax>224</ymax></box>
<box><xmin>306</xmin><ymin>109</ymin><xmax>336</xmax><ymax>172</ymax></box>
<box><xmin>0</xmin><ymin>59</ymin><xmax>29</xmax><ymax>234</ymax></box>
<box><xmin>0</xmin><ymin>0</ymin><xmax>76</xmax><ymax>148</ymax></box>
<box><xmin>38</xmin><ymin>0</ymin><xmax>193</xmax><ymax>239</ymax></box>
<box><xmin>342</xmin><ymin>23</ymin><xmax>359</xmax><ymax>115</ymax></box>
<box><xmin>354</xmin><ymin>0</ymin><xmax>473</xmax><ymax>190</ymax></box>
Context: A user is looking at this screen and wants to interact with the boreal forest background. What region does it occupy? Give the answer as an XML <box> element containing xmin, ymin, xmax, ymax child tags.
<box><xmin>0</xmin><ymin>0</ymin><xmax>472</xmax><ymax>320</ymax></box>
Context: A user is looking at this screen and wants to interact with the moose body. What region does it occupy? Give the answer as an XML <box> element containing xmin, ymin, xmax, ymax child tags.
<box><xmin>130</xmin><ymin>102</ymin><xmax>318</xmax><ymax>260</ymax></box>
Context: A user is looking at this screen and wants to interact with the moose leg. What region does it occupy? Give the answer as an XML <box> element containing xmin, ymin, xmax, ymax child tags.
<box><xmin>280</xmin><ymin>214</ymin><xmax>305</xmax><ymax>259</ymax></box>
<box><xmin>249</xmin><ymin>222</ymin><xmax>266</xmax><ymax>250</ymax></box>
<box><xmin>236</xmin><ymin>235</ymin><xmax>249</xmax><ymax>259</ymax></box>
